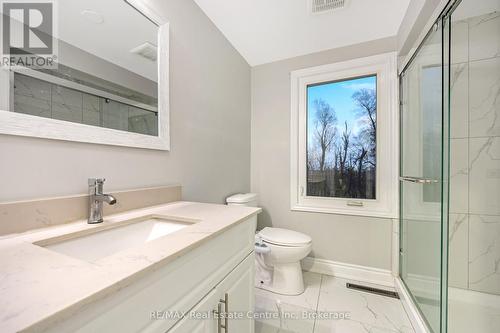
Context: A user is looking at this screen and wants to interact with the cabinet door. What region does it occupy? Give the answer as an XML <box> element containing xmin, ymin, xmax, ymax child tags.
<box><xmin>167</xmin><ymin>289</ymin><xmax>219</xmax><ymax>333</ymax></box>
<box><xmin>217</xmin><ymin>253</ymin><xmax>255</xmax><ymax>333</ymax></box>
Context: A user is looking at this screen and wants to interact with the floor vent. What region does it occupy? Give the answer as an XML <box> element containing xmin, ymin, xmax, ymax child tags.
<box><xmin>311</xmin><ymin>0</ymin><xmax>347</xmax><ymax>14</ymax></box>
<box><xmin>346</xmin><ymin>283</ymin><xmax>400</xmax><ymax>299</ymax></box>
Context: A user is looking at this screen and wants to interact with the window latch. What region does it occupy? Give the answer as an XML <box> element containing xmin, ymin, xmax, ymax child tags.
<box><xmin>347</xmin><ymin>200</ymin><xmax>364</xmax><ymax>207</ymax></box>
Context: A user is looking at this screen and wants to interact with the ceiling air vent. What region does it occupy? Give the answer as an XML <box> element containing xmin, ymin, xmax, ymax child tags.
<box><xmin>311</xmin><ymin>0</ymin><xmax>347</xmax><ymax>14</ymax></box>
<box><xmin>130</xmin><ymin>42</ymin><xmax>158</xmax><ymax>62</ymax></box>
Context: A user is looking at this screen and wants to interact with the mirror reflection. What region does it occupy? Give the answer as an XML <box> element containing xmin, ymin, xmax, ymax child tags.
<box><xmin>10</xmin><ymin>0</ymin><xmax>159</xmax><ymax>136</ymax></box>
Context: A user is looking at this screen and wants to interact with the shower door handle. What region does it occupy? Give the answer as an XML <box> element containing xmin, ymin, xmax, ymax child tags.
<box><xmin>399</xmin><ymin>176</ymin><xmax>439</xmax><ymax>184</ymax></box>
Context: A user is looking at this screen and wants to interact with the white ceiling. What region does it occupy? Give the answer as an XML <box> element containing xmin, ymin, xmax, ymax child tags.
<box><xmin>193</xmin><ymin>0</ymin><xmax>411</xmax><ymax>66</ymax></box>
<box><xmin>57</xmin><ymin>0</ymin><xmax>158</xmax><ymax>81</ymax></box>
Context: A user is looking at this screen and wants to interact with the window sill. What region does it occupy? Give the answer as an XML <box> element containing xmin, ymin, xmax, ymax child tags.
<box><xmin>291</xmin><ymin>204</ymin><xmax>397</xmax><ymax>219</ymax></box>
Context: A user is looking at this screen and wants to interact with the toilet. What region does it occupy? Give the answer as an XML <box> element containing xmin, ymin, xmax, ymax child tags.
<box><xmin>226</xmin><ymin>193</ymin><xmax>312</xmax><ymax>295</ymax></box>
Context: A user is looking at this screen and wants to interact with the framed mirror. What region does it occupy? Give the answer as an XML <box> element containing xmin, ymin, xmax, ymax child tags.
<box><xmin>0</xmin><ymin>0</ymin><xmax>169</xmax><ymax>150</ymax></box>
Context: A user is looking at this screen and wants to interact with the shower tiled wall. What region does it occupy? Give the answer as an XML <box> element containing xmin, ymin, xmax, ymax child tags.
<box><xmin>448</xmin><ymin>12</ymin><xmax>500</xmax><ymax>296</ymax></box>
<box><xmin>13</xmin><ymin>74</ymin><xmax>158</xmax><ymax>136</ymax></box>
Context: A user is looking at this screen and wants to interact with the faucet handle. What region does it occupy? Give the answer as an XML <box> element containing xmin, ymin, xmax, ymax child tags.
<box><xmin>88</xmin><ymin>178</ymin><xmax>106</xmax><ymax>186</ymax></box>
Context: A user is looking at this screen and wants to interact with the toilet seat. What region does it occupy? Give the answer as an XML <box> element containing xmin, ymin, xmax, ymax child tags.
<box><xmin>258</xmin><ymin>227</ymin><xmax>312</xmax><ymax>247</ymax></box>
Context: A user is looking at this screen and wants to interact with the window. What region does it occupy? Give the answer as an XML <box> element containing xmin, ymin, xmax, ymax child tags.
<box><xmin>290</xmin><ymin>53</ymin><xmax>398</xmax><ymax>218</ymax></box>
<box><xmin>307</xmin><ymin>75</ymin><xmax>377</xmax><ymax>200</ymax></box>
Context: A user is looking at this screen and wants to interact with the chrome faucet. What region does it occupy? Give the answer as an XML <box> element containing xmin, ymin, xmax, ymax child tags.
<box><xmin>88</xmin><ymin>178</ymin><xmax>117</xmax><ymax>224</ymax></box>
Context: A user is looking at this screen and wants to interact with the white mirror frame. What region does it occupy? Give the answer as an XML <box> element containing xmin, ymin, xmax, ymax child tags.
<box><xmin>0</xmin><ymin>0</ymin><xmax>170</xmax><ymax>151</ymax></box>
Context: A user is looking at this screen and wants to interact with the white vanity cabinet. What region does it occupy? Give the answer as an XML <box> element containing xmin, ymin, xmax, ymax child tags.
<box><xmin>42</xmin><ymin>216</ymin><xmax>257</xmax><ymax>333</ymax></box>
<box><xmin>168</xmin><ymin>253</ymin><xmax>254</xmax><ymax>333</ymax></box>
<box><xmin>166</xmin><ymin>289</ymin><xmax>220</xmax><ymax>333</ymax></box>
<box><xmin>216</xmin><ymin>254</ymin><xmax>255</xmax><ymax>333</ymax></box>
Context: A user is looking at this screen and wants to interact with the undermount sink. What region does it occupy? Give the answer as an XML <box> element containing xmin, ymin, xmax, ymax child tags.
<box><xmin>36</xmin><ymin>215</ymin><xmax>198</xmax><ymax>262</ymax></box>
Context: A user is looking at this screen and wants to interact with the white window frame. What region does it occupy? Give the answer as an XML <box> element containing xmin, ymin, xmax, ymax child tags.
<box><xmin>0</xmin><ymin>0</ymin><xmax>170</xmax><ymax>151</ymax></box>
<box><xmin>290</xmin><ymin>52</ymin><xmax>398</xmax><ymax>218</ymax></box>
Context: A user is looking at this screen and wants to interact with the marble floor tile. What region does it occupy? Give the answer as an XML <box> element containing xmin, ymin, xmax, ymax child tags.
<box><xmin>318</xmin><ymin>276</ymin><xmax>414</xmax><ymax>333</ymax></box>
<box><xmin>256</xmin><ymin>271</ymin><xmax>322</xmax><ymax>310</ymax></box>
<box><xmin>255</xmin><ymin>320</ymin><xmax>295</xmax><ymax>333</ymax></box>
<box><xmin>255</xmin><ymin>271</ymin><xmax>320</xmax><ymax>333</ymax></box>
<box><xmin>255</xmin><ymin>293</ymin><xmax>316</xmax><ymax>333</ymax></box>
<box><xmin>314</xmin><ymin>319</ymin><xmax>414</xmax><ymax>333</ymax></box>
<box><xmin>255</xmin><ymin>272</ymin><xmax>415</xmax><ymax>333</ymax></box>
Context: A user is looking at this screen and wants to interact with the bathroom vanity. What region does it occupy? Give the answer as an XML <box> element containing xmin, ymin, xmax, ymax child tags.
<box><xmin>0</xmin><ymin>201</ymin><xmax>260</xmax><ymax>333</ymax></box>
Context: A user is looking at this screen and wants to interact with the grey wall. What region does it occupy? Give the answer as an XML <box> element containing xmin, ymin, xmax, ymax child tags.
<box><xmin>251</xmin><ymin>37</ymin><xmax>397</xmax><ymax>270</ymax></box>
<box><xmin>397</xmin><ymin>0</ymin><xmax>442</xmax><ymax>56</ymax></box>
<box><xmin>58</xmin><ymin>39</ymin><xmax>158</xmax><ymax>99</ymax></box>
<box><xmin>0</xmin><ymin>0</ymin><xmax>251</xmax><ymax>203</ymax></box>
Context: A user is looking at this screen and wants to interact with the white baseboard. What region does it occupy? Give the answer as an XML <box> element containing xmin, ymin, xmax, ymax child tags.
<box><xmin>395</xmin><ymin>277</ymin><xmax>431</xmax><ymax>333</ymax></box>
<box><xmin>404</xmin><ymin>273</ymin><xmax>440</xmax><ymax>300</ymax></box>
<box><xmin>301</xmin><ymin>257</ymin><xmax>395</xmax><ymax>288</ymax></box>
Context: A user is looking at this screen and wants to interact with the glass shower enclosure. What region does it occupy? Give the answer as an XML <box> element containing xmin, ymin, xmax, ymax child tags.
<box><xmin>399</xmin><ymin>0</ymin><xmax>500</xmax><ymax>332</ymax></box>
<box><xmin>399</xmin><ymin>15</ymin><xmax>449</xmax><ymax>333</ymax></box>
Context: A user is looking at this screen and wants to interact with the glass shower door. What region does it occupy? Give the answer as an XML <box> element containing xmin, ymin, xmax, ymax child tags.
<box><xmin>400</xmin><ymin>21</ymin><xmax>447</xmax><ymax>333</ymax></box>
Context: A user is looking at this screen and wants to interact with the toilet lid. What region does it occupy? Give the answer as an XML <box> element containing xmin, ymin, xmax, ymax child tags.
<box><xmin>258</xmin><ymin>227</ymin><xmax>312</xmax><ymax>246</ymax></box>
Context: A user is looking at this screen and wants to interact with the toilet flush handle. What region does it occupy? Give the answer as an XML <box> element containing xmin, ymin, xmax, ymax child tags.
<box><xmin>255</xmin><ymin>242</ymin><xmax>271</xmax><ymax>254</ymax></box>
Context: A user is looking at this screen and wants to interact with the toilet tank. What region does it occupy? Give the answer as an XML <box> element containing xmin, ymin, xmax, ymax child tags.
<box><xmin>226</xmin><ymin>193</ymin><xmax>258</xmax><ymax>207</ymax></box>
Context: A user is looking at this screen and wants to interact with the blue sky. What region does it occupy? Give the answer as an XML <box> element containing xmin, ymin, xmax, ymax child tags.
<box><xmin>307</xmin><ymin>75</ymin><xmax>376</xmax><ymax>143</ymax></box>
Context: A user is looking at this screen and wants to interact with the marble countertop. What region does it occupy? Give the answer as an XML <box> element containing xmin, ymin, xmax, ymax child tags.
<box><xmin>0</xmin><ymin>201</ymin><xmax>261</xmax><ymax>333</ymax></box>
